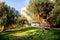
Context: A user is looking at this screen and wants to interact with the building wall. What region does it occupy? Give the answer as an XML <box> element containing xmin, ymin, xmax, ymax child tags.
<box><xmin>21</xmin><ymin>7</ymin><xmax>31</xmax><ymax>23</ymax></box>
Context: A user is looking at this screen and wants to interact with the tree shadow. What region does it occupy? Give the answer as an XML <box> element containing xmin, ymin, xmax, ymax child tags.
<box><xmin>0</xmin><ymin>27</ymin><xmax>60</xmax><ymax>40</ymax></box>
<box><xmin>6</xmin><ymin>27</ymin><xmax>37</xmax><ymax>33</ymax></box>
<box><xmin>0</xmin><ymin>33</ymin><xmax>60</xmax><ymax>40</ymax></box>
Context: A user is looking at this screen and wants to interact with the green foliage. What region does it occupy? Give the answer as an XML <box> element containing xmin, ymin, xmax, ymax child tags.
<box><xmin>0</xmin><ymin>2</ymin><xmax>20</xmax><ymax>31</ymax></box>
<box><xmin>56</xmin><ymin>15</ymin><xmax>60</xmax><ymax>25</ymax></box>
<box><xmin>28</xmin><ymin>0</ymin><xmax>60</xmax><ymax>27</ymax></box>
<box><xmin>28</xmin><ymin>0</ymin><xmax>54</xmax><ymax>20</ymax></box>
<box><xmin>49</xmin><ymin>1</ymin><xmax>60</xmax><ymax>27</ymax></box>
<box><xmin>0</xmin><ymin>16</ymin><xmax>7</xmax><ymax>25</ymax></box>
<box><xmin>28</xmin><ymin>0</ymin><xmax>54</xmax><ymax>13</ymax></box>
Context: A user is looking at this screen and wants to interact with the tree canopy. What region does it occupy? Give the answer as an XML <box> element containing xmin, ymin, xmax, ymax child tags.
<box><xmin>28</xmin><ymin>0</ymin><xmax>60</xmax><ymax>28</ymax></box>
<box><xmin>0</xmin><ymin>2</ymin><xmax>20</xmax><ymax>31</ymax></box>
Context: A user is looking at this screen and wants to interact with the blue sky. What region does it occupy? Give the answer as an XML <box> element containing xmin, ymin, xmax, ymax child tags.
<box><xmin>4</xmin><ymin>0</ymin><xmax>29</xmax><ymax>13</ymax></box>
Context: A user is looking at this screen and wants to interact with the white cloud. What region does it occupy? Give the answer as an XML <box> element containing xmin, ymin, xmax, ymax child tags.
<box><xmin>0</xmin><ymin>0</ymin><xmax>4</xmax><ymax>2</ymax></box>
<box><xmin>50</xmin><ymin>0</ymin><xmax>55</xmax><ymax>3</ymax></box>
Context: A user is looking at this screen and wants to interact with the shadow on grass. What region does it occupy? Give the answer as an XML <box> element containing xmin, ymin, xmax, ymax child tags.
<box><xmin>0</xmin><ymin>27</ymin><xmax>60</xmax><ymax>40</ymax></box>
<box><xmin>6</xmin><ymin>27</ymin><xmax>37</xmax><ymax>33</ymax></box>
<box><xmin>0</xmin><ymin>32</ymin><xmax>60</xmax><ymax>40</ymax></box>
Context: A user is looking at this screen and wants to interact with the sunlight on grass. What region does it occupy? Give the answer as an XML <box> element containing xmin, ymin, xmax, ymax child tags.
<box><xmin>10</xmin><ymin>29</ymin><xmax>37</xmax><ymax>36</ymax></box>
<box><xmin>6</xmin><ymin>26</ymin><xmax>33</xmax><ymax>31</ymax></box>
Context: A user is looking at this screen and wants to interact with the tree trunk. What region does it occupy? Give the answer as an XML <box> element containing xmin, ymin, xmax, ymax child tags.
<box><xmin>3</xmin><ymin>26</ymin><xmax>7</xmax><ymax>32</ymax></box>
<box><xmin>37</xmin><ymin>13</ymin><xmax>45</xmax><ymax>31</ymax></box>
<box><xmin>0</xmin><ymin>25</ymin><xmax>4</xmax><ymax>32</ymax></box>
<box><xmin>2</xmin><ymin>23</ymin><xmax>9</xmax><ymax>32</ymax></box>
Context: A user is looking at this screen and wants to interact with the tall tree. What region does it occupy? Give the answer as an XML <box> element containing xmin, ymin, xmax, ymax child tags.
<box><xmin>0</xmin><ymin>2</ymin><xmax>19</xmax><ymax>31</ymax></box>
<box><xmin>28</xmin><ymin>0</ymin><xmax>54</xmax><ymax>29</ymax></box>
<box><xmin>28</xmin><ymin>0</ymin><xmax>60</xmax><ymax>29</ymax></box>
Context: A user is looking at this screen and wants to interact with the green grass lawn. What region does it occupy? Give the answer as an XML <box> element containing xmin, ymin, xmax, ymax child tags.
<box><xmin>0</xmin><ymin>27</ymin><xmax>60</xmax><ymax>40</ymax></box>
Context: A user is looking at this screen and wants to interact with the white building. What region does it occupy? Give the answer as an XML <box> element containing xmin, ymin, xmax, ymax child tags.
<box><xmin>21</xmin><ymin>7</ymin><xmax>40</xmax><ymax>27</ymax></box>
<box><xmin>21</xmin><ymin>7</ymin><xmax>31</xmax><ymax>23</ymax></box>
